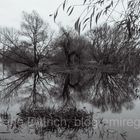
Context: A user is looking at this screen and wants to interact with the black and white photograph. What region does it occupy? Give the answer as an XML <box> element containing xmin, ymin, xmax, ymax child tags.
<box><xmin>0</xmin><ymin>0</ymin><xmax>139</xmax><ymax>140</ymax></box>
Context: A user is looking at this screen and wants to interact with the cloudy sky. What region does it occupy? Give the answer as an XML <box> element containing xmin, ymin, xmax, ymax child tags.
<box><xmin>0</xmin><ymin>0</ymin><xmax>75</xmax><ymax>29</ymax></box>
<box><xmin>0</xmin><ymin>0</ymin><xmax>126</xmax><ymax>31</ymax></box>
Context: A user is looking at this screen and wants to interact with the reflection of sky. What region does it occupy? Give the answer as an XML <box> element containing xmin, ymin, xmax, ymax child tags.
<box><xmin>0</xmin><ymin>65</ymin><xmax>140</xmax><ymax>140</ymax></box>
<box><xmin>0</xmin><ymin>1</ymin><xmax>139</xmax><ymax>139</ymax></box>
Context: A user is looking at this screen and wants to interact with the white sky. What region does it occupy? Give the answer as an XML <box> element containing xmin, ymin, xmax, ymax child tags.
<box><xmin>0</xmin><ymin>0</ymin><xmax>127</xmax><ymax>31</ymax></box>
<box><xmin>0</xmin><ymin>0</ymin><xmax>72</xmax><ymax>29</ymax></box>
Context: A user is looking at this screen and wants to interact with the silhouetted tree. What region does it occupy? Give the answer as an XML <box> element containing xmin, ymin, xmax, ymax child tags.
<box><xmin>0</xmin><ymin>11</ymin><xmax>52</xmax><ymax>106</ymax></box>
<box><xmin>51</xmin><ymin>27</ymin><xmax>90</xmax><ymax>66</ymax></box>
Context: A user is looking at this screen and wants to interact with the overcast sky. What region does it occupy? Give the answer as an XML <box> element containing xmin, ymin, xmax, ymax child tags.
<box><xmin>0</xmin><ymin>0</ymin><xmax>126</xmax><ymax>31</ymax></box>
<box><xmin>0</xmin><ymin>0</ymin><xmax>75</xmax><ymax>29</ymax></box>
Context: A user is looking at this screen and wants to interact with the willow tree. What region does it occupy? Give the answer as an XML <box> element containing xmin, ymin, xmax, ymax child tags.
<box><xmin>52</xmin><ymin>0</ymin><xmax>140</xmax><ymax>37</ymax></box>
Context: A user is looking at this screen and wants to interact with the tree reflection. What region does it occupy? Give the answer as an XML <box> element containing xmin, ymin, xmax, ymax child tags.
<box><xmin>48</xmin><ymin>65</ymin><xmax>139</xmax><ymax>113</ymax></box>
<box><xmin>0</xmin><ymin>13</ymin><xmax>140</xmax><ymax>140</ymax></box>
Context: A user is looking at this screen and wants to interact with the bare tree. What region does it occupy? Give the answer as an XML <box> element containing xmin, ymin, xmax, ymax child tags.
<box><xmin>51</xmin><ymin>27</ymin><xmax>90</xmax><ymax>66</ymax></box>
<box><xmin>21</xmin><ymin>11</ymin><xmax>51</xmax><ymax>63</ymax></box>
<box><xmin>0</xmin><ymin>11</ymin><xmax>52</xmax><ymax>106</ymax></box>
<box><xmin>20</xmin><ymin>11</ymin><xmax>51</xmax><ymax>105</ymax></box>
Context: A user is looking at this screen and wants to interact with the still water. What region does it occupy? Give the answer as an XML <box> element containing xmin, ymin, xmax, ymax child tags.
<box><xmin>0</xmin><ymin>63</ymin><xmax>139</xmax><ymax>140</ymax></box>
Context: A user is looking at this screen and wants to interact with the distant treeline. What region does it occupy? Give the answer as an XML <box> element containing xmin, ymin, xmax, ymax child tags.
<box><xmin>0</xmin><ymin>11</ymin><xmax>140</xmax><ymax>107</ymax></box>
<box><xmin>0</xmin><ymin>23</ymin><xmax>140</xmax><ymax>76</ymax></box>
